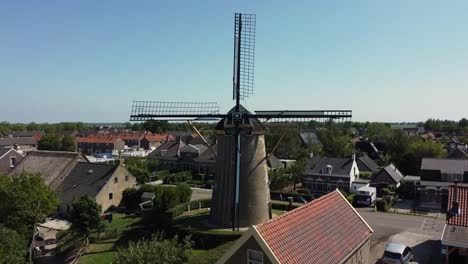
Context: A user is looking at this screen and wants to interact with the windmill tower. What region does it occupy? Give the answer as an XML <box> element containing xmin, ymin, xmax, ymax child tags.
<box><xmin>130</xmin><ymin>13</ymin><xmax>352</xmax><ymax>230</ymax></box>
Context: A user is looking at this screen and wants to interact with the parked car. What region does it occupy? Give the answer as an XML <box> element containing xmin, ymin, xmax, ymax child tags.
<box><xmin>380</xmin><ymin>243</ymin><xmax>413</xmax><ymax>264</ymax></box>
<box><xmin>293</xmin><ymin>196</ymin><xmax>308</xmax><ymax>203</ymax></box>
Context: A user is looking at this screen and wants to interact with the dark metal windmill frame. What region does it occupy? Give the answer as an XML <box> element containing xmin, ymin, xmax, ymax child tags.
<box><xmin>130</xmin><ymin>13</ymin><xmax>352</xmax><ymax>231</ymax></box>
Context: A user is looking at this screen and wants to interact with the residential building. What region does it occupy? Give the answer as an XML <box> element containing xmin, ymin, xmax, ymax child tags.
<box><xmin>370</xmin><ymin>163</ymin><xmax>404</xmax><ymax>195</ymax></box>
<box><xmin>303</xmin><ymin>156</ymin><xmax>359</xmax><ymax>195</ymax></box>
<box><xmin>9</xmin><ymin>150</ymin><xmax>87</xmax><ymax>190</ymax></box>
<box><xmin>77</xmin><ymin>135</ymin><xmax>125</xmax><ymax>156</ymax></box>
<box><xmin>0</xmin><ymin>148</ymin><xmax>24</xmax><ymax>174</ymax></box>
<box><xmin>216</xmin><ymin>190</ymin><xmax>374</xmax><ymax>264</ymax></box>
<box><xmin>0</xmin><ymin>136</ymin><xmax>38</xmax><ymax>153</ymax></box>
<box><xmin>446</xmin><ymin>145</ymin><xmax>468</xmax><ymax>159</ymax></box>
<box><xmin>117</xmin><ymin>133</ymin><xmax>145</xmax><ymax>147</ymax></box>
<box><xmin>356</xmin><ymin>156</ymin><xmax>380</xmax><ymax>174</ymax></box>
<box><xmin>57</xmin><ymin>161</ymin><xmax>136</xmax><ymax>214</ymax></box>
<box><xmin>420</xmin><ymin>158</ymin><xmax>468</xmax><ymax>183</ymax></box>
<box><xmin>413</xmin><ymin>158</ymin><xmax>468</xmax><ymax>210</ymax></box>
<box><xmin>140</xmin><ymin>134</ymin><xmax>173</xmax><ymax>150</ymax></box>
<box><xmin>441</xmin><ymin>183</ymin><xmax>468</xmax><ymax>263</ymax></box>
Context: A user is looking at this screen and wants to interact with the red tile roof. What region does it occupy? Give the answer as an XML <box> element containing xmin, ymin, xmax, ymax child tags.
<box><xmin>144</xmin><ymin>134</ymin><xmax>174</xmax><ymax>142</ymax></box>
<box><xmin>117</xmin><ymin>133</ymin><xmax>145</xmax><ymax>140</ymax></box>
<box><xmin>77</xmin><ymin>135</ymin><xmax>121</xmax><ymax>144</ymax></box>
<box><xmin>447</xmin><ymin>183</ymin><xmax>468</xmax><ymax>227</ymax></box>
<box><xmin>255</xmin><ymin>190</ymin><xmax>373</xmax><ymax>264</ymax></box>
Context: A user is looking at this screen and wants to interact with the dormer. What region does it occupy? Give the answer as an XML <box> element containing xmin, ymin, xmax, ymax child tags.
<box><xmin>321</xmin><ymin>165</ymin><xmax>333</xmax><ymax>174</ymax></box>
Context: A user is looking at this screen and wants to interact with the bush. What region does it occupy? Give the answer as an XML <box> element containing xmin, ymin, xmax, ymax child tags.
<box><xmin>376</xmin><ymin>199</ymin><xmax>389</xmax><ymax>212</ymax></box>
<box><xmin>113</xmin><ymin>233</ymin><xmax>192</xmax><ymax>264</ymax></box>
<box><xmin>381</xmin><ymin>188</ymin><xmax>393</xmax><ymax>196</ymax></box>
<box><xmin>359</xmin><ymin>171</ymin><xmax>372</xmax><ymax>179</ymax></box>
<box><xmin>121</xmin><ymin>188</ymin><xmax>142</xmax><ymax>213</ymax></box>
<box><xmin>346</xmin><ymin>194</ymin><xmax>356</xmax><ymax>204</ymax></box>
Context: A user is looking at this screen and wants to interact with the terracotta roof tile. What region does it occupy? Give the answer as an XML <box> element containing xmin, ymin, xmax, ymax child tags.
<box><xmin>447</xmin><ymin>183</ymin><xmax>468</xmax><ymax>227</ymax></box>
<box><xmin>255</xmin><ymin>190</ymin><xmax>373</xmax><ymax>264</ymax></box>
<box><xmin>77</xmin><ymin>135</ymin><xmax>121</xmax><ymax>144</ymax></box>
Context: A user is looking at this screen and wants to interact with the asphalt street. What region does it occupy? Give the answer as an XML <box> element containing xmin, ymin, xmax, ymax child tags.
<box><xmin>357</xmin><ymin>208</ymin><xmax>445</xmax><ymax>264</ymax></box>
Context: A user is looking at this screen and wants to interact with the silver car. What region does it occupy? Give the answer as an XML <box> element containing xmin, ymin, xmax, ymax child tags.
<box><xmin>381</xmin><ymin>243</ymin><xmax>414</xmax><ymax>264</ymax></box>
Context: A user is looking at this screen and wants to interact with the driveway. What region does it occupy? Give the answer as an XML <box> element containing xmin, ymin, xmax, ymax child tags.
<box><xmin>357</xmin><ymin>209</ymin><xmax>445</xmax><ymax>264</ymax></box>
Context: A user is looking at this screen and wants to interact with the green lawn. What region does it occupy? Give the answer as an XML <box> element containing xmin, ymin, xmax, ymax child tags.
<box><xmin>79</xmin><ymin>214</ymin><xmax>142</xmax><ymax>264</ymax></box>
<box><xmin>78</xmin><ymin>210</ymin><xmax>240</xmax><ymax>264</ymax></box>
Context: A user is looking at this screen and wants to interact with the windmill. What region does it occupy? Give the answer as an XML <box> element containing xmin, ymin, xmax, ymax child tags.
<box><xmin>130</xmin><ymin>13</ymin><xmax>352</xmax><ymax>230</ymax></box>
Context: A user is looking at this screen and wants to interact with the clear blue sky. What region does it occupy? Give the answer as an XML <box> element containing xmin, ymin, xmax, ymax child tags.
<box><xmin>1</xmin><ymin>1</ymin><xmax>467</xmax><ymax>123</ymax></box>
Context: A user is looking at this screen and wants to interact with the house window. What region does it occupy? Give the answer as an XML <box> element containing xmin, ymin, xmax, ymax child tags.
<box><xmin>109</xmin><ymin>193</ymin><xmax>113</xmax><ymax>200</ymax></box>
<box><xmin>125</xmin><ymin>175</ymin><xmax>129</xmax><ymax>181</ymax></box>
<box><xmin>114</xmin><ymin>177</ymin><xmax>118</xmax><ymax>183</ymax></box>
<box><xmin>9</xmin><ymin>157</ymin><xmax>16</xmax><ymax>167</ymax></box>
<box><xmin>247</xmin><ymin>249</ymin><xmax>263</xmax><ymax>264</ymax></box>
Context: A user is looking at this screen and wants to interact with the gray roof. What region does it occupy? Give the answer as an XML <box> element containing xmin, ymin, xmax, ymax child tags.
<box><xmin>0</xmin><ymin>137</ymin><xmax>37</xmax><ymax>146</ymax></box>
<box><xmin>267</xmin><ymin>154</ymin><xmax>283</xmax><ymax>169</ymax></box>
<box><xmin>446</xmin><ymin>146</ymin><xmax>468</xmax><ymax>159</ymax></box>
<box><xmin>299</xmin><ymin>132</ymin><xmax>321</xmax><ymax>146</ymax></box>
<box><xmin>305</xmin><ymin>157</ymin><xmax>354</xmax><ymax>177</ymax></box>
<box><xmin>357</xmin><ymin>156</ymin><xmax>380</xmax><ymax>173</ymax></box>
<box><xmin>9</xmin><ymin>150</ymin><xmax>85</xmax><ymax>190</ymax></box>
<box><xmin>195</xmin><ymin>144</ymin><xmax>217</xmax><ymax>162</ymax></box>
<box><xmin>0</xmin><ymin>148</ymin><xmax>23</xmax><ymax>160</ymax></box>
<box><xmin>421</xmin><ymin>158</ymin><xmax>468</xmax><ymax>174</ymax></box>
<box><xmin>58</xmin><ymin>162</ymin><xmax>118</xmax><ymax>206</ymax></box>
<box><xmin>0</xmin><ymin>148</ymin><xmax>12</xmax><ymax>158</ymax></box>
<box><xmin>381</xmin><ymin>164</ymin><xmax>404</xmax><ymax>183</ymax></box>
<box><xmin>180</xmin><ymin>144</ymin><xmax>208</xmax><ymax>155</ymax></box>
<box><xmin>402</xmin><ymin>175</ymin><xmax>421</xmax><ymax>182</ymax></box>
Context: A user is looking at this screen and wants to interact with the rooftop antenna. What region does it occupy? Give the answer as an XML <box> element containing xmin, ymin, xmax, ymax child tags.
<box><xmin>130</xmin><ymin>13</ymin><xmax>352</xmax><ymax>231</ymax></box>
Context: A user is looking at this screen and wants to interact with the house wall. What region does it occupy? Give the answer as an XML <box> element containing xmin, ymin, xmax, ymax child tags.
<box><xmin>0</xmin><ymin>150</ymin><xmax>24</xmax><ymax>174</ymax></box>
<box><xmin>343</xmin><ymin>238</ymin><xmax>371</xmax><ymax>264</ymax></box>
<box><xmin>225</xmin><ymin>237</ymin><xmax>273</xmax><ymax>264</ymax></box>
<box><xmin>95</xmin><ymin>165</ymin><xmax>136</xmax><ymax>212</ymax></box>
<box><xmin>420</xmin><ymin>169</ymin><xmax>441</xmax><ymax>181</ymax></box>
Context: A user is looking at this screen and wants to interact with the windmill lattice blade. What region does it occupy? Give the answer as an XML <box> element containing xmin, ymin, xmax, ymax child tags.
<box><xmin>253</xmin><ymin>110</ymin><xmax>352</xmax><ymax>124</ymax></box>
<box><xmin>233</xmin><ymin>13</ymin><xmax>256</xmax><ymax>101</ymax></box>
<box><xmin>130</xmin><ymin>101</ymin><xmax>222</xmax><ymax>121</ymax></box>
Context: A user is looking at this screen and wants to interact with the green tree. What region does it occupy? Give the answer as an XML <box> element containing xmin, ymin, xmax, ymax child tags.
<box><xmin>70</xmin><ymin>196</ymin><xmax>102</xmax><ymax>237</ymax></box>
<box><xmin>0</xmin><ymin>173</ymin><xmax>59</xmax><ymax>237</ymax></box>
<box><xmin>61</xmin><ymin>135</ymin><xmax>76</xmax><ymax>152</ymax></box>
<box><xmin>269</xmin><ymin>168</ymin><xmax>290</xmax><ymax>191</ymax></box>
<box><xmin>399</xmin><ymin>140</ymin><xmax>446</xmax><ymax>175</ymax></box>
<box><xmin>288</xmin><ymin>158</ymin><xmax>307</xmax><ymax>190</ymax></box>
<box><xmin>113</xmin><ymin>234</ymin><xmax>192</xmax><ymax>264</ymax></box>
<box><xmin>38</xmin><ymin>133</ymin><xmax>62</xmax><ymax>151</ymax></box>
<box><xmin>364</xmin><ymin>123</ymin><xmax>392</xmax><ymax>141</ymax></box>
<box><xmin>0</xmin><ymin>225</ymin><xmax>27</xmax><ymax>264</ymax></box>
<box><xmin>316</xmin><ymin>122</ymin><xmax>354</xmax><ymax>157</ymax></box>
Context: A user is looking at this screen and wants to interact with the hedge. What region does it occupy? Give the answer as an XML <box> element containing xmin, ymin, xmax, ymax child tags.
<box><xmin>270</xmin><ymin>191</ymin><xmax>314</xmax><ymax>202</ymax></box>
<box><xmin>376</xmin><ymin>199</ymin><xmax>390</xmax><ymax>212</ymax></box>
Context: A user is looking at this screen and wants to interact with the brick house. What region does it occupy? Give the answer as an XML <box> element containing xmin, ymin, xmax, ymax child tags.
<box><xmin>117</xmin><ymin>133</ymin><xmax>145</xmax><ymax>148</ymax></box>
<box><xmin>57</xmin><ymin>161</ymin><xmax>136</xmax><ymax>214</ymax></box>
<box><xmin>77</xmin><ymin>135</ymin><xmax>125</xmax><ymax>156</ymax></box>
<box><xmin>217</xmin><ymin>190</ymin><xmax>374</xmax><ymax>264</ymax></box>
<box><xmin>0</xmin><ymin>148</ymin><xmax>24</xmax><ymax>174</ymax></box>
<box><xmin>303</xmin><ymin>156</ymin><xmax>360</xmax><ymax>195</ymax></box>
<box><xmin>442</xmin><ymin>183</ymin><xmax>468</xmax><ymax>263</ymax></box>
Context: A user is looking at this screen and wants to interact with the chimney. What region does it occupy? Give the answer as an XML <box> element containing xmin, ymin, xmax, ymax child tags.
<box><xmin>309</xmin><ymin>152</ymin><xmax>314</xmax><ymax>158</ymax></box>
<box><xmin>13</xmin><ymin>143</ymin><xmax>19</xmax><ymax>150</ymax></box>
<box><xmin>451</xmin><ymin>180</ymin><xmax>460</xmax><ymax>216</ymax></box>
<box><xmin>352</xmin><ymin>153</ymin><xmax>356</xmax><ymax>161</ymax></box>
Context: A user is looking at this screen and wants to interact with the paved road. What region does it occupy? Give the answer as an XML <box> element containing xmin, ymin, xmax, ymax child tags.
<box><xmin>190</xmin><ymin>187</ymin><xmax>212</xmax><ymax>201</ymax></box>
<box><xmin>357</xmin><ymin>209</ymin><xmax>445</xmax><ymax>264</ymax></box>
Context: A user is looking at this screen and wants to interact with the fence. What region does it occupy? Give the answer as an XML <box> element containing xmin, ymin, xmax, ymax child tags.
<box><xmin>167</xmin><ymin>199</ymin><xmax>211</xmax><ymax>219</ymax></box>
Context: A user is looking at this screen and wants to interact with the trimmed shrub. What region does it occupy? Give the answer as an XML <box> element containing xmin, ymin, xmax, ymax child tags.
<box><xmin>376</xmin><ymin>199</ymin><xmax>389</xmax><ymax>212</ymax></box>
